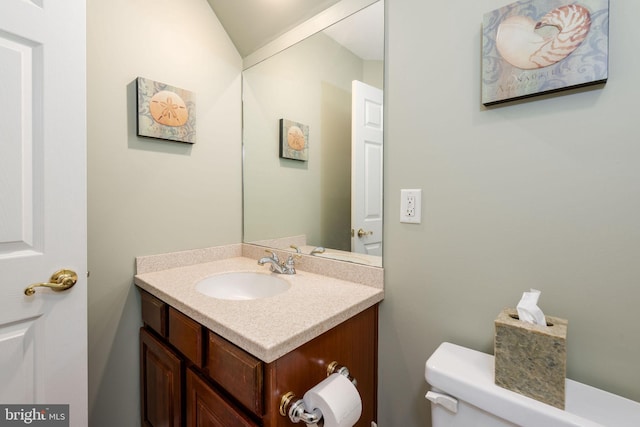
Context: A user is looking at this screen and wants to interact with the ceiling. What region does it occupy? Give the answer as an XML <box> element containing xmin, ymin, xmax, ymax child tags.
<box><xmin>323</xmin><ymin>1</ymin><xmax>383</xmax><ymax>61</ymax></box>
<box><xmin>206</xmin><ymin>0</ymin><xmax>343</xmax><ymax>57</ymax></box>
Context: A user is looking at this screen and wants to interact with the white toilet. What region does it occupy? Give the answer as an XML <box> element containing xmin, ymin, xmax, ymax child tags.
<box><xmin>425</xmin><ymin>342</ymin><xmax>640</xmax><ymax>427</ymax></box>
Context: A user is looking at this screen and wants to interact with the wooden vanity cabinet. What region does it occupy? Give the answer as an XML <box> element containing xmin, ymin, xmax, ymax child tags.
<box><xmin>139</xmin><ymin>289</ymin><xmax>378</xmax><ymax>427</ymax></box>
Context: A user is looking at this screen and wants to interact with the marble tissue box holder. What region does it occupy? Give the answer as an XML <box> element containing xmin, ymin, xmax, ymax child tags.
<box><xmin>494</xmin><ymin>308</ymin><xmax>568</xmax><ymax>409</ymax></box>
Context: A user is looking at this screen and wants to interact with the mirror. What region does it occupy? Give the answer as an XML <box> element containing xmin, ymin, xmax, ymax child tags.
<box><xmin>242</xmin><ymin>1</ymin><xmax>384</xmax><ymax>267</ymax></box>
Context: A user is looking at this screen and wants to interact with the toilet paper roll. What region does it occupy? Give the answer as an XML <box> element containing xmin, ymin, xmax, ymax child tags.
<box><xmin>302</xmin><ymin>373</ymin><xmax>362</xmax><ymax>427</ymax></box>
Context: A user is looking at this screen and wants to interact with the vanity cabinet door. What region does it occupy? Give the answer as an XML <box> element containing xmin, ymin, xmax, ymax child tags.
<box><xmin>186</xmin><ymin>368</ymin><xmax>259</xmax><ymax>427</ymax></box>
<box><xmin>140</xmin><ymin>327</ymin><xmax>183</xmax><ymax>427</ymax></box>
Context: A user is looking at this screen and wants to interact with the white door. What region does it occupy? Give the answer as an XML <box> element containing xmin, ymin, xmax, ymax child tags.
<box><xmin>0</xmin><ymin>0</ymin><xmax>87</xmax><ymax>425</ymax></box>
<box><xmin>351</xmin><ymin>80</ymin><xmax>383</xmax><ymax>255</ymax></box>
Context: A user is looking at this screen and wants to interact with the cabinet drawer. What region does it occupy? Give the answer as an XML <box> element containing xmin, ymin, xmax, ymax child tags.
<box><xmin>140</xmin><ymin>290</ymin><xmax>167</xmax><ymax>337</ymax></box>
<box><xmin>206</xmin><ymin>332</ymin><xmax>264</xmax><ymax>415</ymax></box>
<box><xmin>168</xmin><ymin>307</ymin><xmax>203</xmax><ymax>368</ymax></box>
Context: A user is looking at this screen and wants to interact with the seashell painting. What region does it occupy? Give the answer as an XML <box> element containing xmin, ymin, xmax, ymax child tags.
<box><xmin>279</xmin><ymin>119</ymin><xmax>309</xmax><ymax>161</ymax></box>
<box><xmin>137</xmin><ymin>77</ymin><xmax>196</xmax><ymax>143</ymax></box>
<box><xmin>482</xmin><ymin>0</ymin><xmax>609</xmax><ymax>106</ymax></box>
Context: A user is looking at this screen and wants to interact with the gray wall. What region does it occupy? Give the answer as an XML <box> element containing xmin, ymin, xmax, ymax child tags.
<box><xmin>86</xmin><ymin>0</ymin><xmax>242</xmax><ymax>425</ymax></box>
<box><xmin>379</xmin><ymin>1</ymin><xmax>640</xmax><ymax>426</ymax></box>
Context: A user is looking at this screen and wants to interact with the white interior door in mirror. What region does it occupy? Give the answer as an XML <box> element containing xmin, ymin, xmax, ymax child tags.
<box><xmin>0</xmin><ymin>0</ymin><xmax>87</xmax><ymax>423</ymax></box>
<box><xmin>352</xmin><ymin>80</ymin><xmax>383</xmax><ymax>256</ymax></box>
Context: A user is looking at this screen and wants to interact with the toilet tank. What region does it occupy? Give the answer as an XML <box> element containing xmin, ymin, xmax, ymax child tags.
<box><xmin>425</xmin><ymin>342</ymin><xmax>640</xmax><ymax>427</ymax></box>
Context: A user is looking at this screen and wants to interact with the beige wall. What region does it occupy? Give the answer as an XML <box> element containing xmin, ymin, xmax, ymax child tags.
<box><xmin>86</xmin><ymin>0</ymin><xmax>242</xmax><ymax>425</ymax></box>
<box><xmin>363</xmin><ymin>60</ymin><xmax>384</xmax><ymax>90</ymax></box>
<box><xmin>379</xmin><ymin>1</ymin><xmax>640</xmax><ymax>426</ymax></box>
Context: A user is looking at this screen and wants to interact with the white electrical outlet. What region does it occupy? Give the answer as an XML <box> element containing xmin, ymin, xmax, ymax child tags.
<box><xmin>400</xmin><ymin>189</ymin><xmax>421</xmax><ymax>223</ymax></box>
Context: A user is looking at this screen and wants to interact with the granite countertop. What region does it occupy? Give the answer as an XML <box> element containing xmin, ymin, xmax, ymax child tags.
<box><xmin>134</xmin><ymin>255</ymin><xmax>383</xmax><ymax>363</ymax></box>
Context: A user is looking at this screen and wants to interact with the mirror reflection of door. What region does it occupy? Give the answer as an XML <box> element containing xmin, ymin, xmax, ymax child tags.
<box><xmin>351</xmin><ymin>80</ymin><xmax>383</xmax><ymax>255</ymax></box>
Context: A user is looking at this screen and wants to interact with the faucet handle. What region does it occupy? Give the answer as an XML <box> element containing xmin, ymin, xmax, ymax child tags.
<box><xmin>264</xmin><ymin>249</ymin><xmax>279</xmax><ymax>262</ymax></box>
<box><xmin>284</xmin><ymin>254</ymin><xmax>297</xmax><ymax>274</ymax></box>
<box><xmin>289</xmin><ymin>245</ymin><xmax>301</xmax><ymax>253</ymax></box>
<box><xmin>286</xmin><ymin>253</ymin><xmax>301</xmax><ymax>263</ymax></box>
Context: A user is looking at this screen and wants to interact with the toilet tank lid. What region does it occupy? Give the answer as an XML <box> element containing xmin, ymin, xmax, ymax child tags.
<box><xmin>425</xmin><ymin>342</ymin><xmax>640</xmax><ymax>427</ymax></box>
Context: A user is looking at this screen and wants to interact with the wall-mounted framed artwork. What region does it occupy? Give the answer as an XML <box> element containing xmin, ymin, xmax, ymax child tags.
<box><xmin>136</xmin><ymin>77</ymin><xmax>196</xmax><ymax>143</ymax></box>
<box><xmin>482</xmin><ymin>0</ymin><xmax>609</xmax><ymax>106</ymax></box>
<box><xmin>279</xmin><ymin>119</ymin><xmax>309</xmax><ymax>161</ymax></box>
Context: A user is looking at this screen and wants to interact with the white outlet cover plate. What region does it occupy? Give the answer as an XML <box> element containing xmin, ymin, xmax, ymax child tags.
<box><xmin>400</xmin><ymin>189</ymin><xmax>421</xmax><ymax>223</ymax></box>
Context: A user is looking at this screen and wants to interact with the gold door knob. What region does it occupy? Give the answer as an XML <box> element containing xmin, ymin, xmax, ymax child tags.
<box><xmin>24</xmin><ymin>269</ymin><xmax>78</xmax><ymax>296</ymax></box>
<box><xmin>357</xmin><ymin>228</ymin><xmax>373</xmax><ymax>238</ymax></box>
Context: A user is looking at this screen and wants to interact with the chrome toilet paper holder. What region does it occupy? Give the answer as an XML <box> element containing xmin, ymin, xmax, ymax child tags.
<box><xmin>279</xmin><ymin>361</ymin><xmax>357</xmax><ymax>425</ymax></box>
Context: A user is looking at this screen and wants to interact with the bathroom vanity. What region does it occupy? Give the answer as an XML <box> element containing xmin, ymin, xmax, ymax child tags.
<box><xmin>135</xmin><ymin>245</ymin><xmax>383</xmax><ymax>427</ymax></box>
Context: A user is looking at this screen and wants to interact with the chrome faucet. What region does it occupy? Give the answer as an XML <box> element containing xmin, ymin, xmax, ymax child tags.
<box><xmin>258</xmin><ymin>250</ymin><xmax>296</xmax><ymax>274</ymax></box>
<box><xmin>310</xmin><ymin>246</ymin><xmax>325</xmax><ymax>255</ymax></box>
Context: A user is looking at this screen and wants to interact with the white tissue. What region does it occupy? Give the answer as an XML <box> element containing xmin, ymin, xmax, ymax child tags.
<box><xmin>516</xmin><ymin>288</ymin><xmax>547</xmax><ymax>326</ymax></box>
<box><xmin>302</xmin><ymin>373</ymin><xmax>362</xmax><ymax>427</ymax></box>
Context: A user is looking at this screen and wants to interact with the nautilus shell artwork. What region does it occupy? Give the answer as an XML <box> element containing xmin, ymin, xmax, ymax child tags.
<box><xmin>136</xmin><ymin>77</ymin><xmax>196</xmax><ymax>143</ymax></box>
<box><xmin>496</xmin><ymin>4</ymin><xmax>591</xmax><ymax>70</ymax></box>
<box><xmin>482</xmin><ymin>0</ymin><xmax>609</xmax><ymax>106</ymax></box>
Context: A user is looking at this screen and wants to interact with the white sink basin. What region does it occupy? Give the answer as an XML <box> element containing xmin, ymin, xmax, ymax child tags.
<box><xmin>195</xmin><ymin>272</ymin><xmax>290</xmax><ymax>300</ymax></box>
